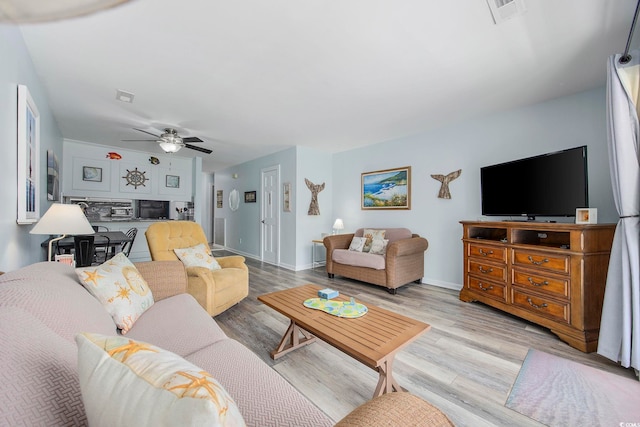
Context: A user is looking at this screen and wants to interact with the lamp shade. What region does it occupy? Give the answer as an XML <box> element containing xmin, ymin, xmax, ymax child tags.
<box><xmin>0</xmin><ymin>0</ymin><xmax>131</xmax><ymax>24</ymax></box>
<box><xmin>30</xmin><ymin>203</ymin><xmax>94</xmax><ymax>236</ymax></box>
<box><xmin>332</xmin><ymin>218</ymin><xmax>344</xmax><ymax>230</ymax></box>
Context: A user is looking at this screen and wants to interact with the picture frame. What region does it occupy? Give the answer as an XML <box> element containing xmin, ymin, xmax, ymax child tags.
<box><xmin>575</xmin><ymin>208</ymin><xmax>597</xmax><ymax>224</ymax></box>
<box><xmin>361</xmin><ymin>166</ymin><xmax>411</xmax><ymax>210</ymax></box>
<box><xmin>166</xmin><ymin>175</ymin><xmax>180</xmax><ymax>188</ymax></box>
<box><xmin>82</xmin><ymin>166</ymin><xmax>102</xmax><ymax>182</ymax></box>
<box><xmin>216</xmin><ymin>190</ymin><xmax>223</xmax><ymax>208</ymax></box>
<box><xmin>244</xmin><ymin>191</ymin><xmax>256</xmax><ymax>203</ymax></box>
<box><xmin>47</xmin><ymin>150</ymin><xmax>60</xmax><ymax>201</ymax></box>
<box><xmin>17</xmin><ymin>85</ymin><xmax>40</xmax><ymax>224</ymax></box>
<box><xmin>283</xmin><ymin>182</ymin><xmax>291</xmax><ymax>212</ymax></box>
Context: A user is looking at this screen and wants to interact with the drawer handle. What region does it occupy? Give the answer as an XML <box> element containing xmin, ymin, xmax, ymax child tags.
<box><xmin>526</xmin><ymin>298</ymin><xmax>548</xmax><ymax>310</ymax></box>
<box><xmin>478</xmin><ymin>266</ymin><xmax>494</xmax><ymax>274</ymax></box>
<box><xmin>479</xmin><ymin>248</ymin><xmax>494</xmax><ymax>256</ymax></box>
<box><xmin>527</xmin><ymin>277</ymin><xmax>549</xmax><ymax>287</ymax></box>
<box><xmin>478</xmin><ymin>282</ymin><xmax>494</xmax><ymax>291</ymax></box>
<box><xmin>527</xmin><ymin>256</ymin><xmax>549</xmax><ymax>265</ymax></box>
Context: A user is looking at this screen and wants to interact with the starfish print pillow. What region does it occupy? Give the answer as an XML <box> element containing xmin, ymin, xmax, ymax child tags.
<box><xmin>76</xmin><ymin>253</ymin><xmax>154</xmax><ymax>334</ymax></box>
<box><xmin>76</xmin><ymin>332</ymin><xmax>245</xmax><ymax>427</ymax></box>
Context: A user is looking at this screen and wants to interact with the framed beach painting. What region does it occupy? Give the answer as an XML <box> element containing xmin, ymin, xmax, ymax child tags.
<box><xmin>361</xmin><ymin>166</ymin><xmax>411</xmax><ymax>210</ymax></box>
<box><xmin>17</xmin><ymin>85</ymin><xmax>40</xmax><ymax>224</ymax></box>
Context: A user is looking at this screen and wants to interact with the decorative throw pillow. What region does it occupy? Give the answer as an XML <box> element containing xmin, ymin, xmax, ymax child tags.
<box><xmin>369</xmin><ymin>239</ymin><xmax>389</xmax><ymax>255</ymax></box>
<box><xmin>362</xmin><ymin>229</ymin><xmax>386</xmax><ymax>252</ymax></box>
<box><xmin>348</xmin><ymin>237</ymin><xmax>366</xmax><ymax>252</ymax></box>
<box><xmin>76</xmin><ymin>332</ymin><xmax>245</xmax><ymax>427</ymax></box>
<box><xmin>174</xmin><ymin>243</ymin><xmax>222</xmax><ymax>271</ymax></box>
<box><xmin>76</xmin><ymin>253</ymin><xmax>154</xmax><ymax>334</ymax></box>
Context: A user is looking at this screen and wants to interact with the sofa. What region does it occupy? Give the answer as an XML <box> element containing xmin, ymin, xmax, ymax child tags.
<box><xmin>0</xmin><ymin>260</ymin><xmax>453</xmax><ymax>426</ymax></box>
<box><xmin>323</xmin><ymin>228</ymin><xmax>429</xmax><ymax>293</ymax></box>
<box><xmin>145</xmin><ymin>220</ymin><xmax>249</xmax><ymax>316</ymax></box>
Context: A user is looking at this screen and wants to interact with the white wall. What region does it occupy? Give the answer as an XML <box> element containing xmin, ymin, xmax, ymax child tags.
<box><xmin>332</xmin><ymin>86</ymin><xmax>615</xmax><ymax>289</ymax></box>
<box><xmin>0</xmin><ymin>26</ymin><xmax>63</xmax><ymax>271</ymax></box>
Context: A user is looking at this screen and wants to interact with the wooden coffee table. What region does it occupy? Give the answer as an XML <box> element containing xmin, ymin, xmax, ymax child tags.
<box><xmin>258</xmin><ymin>284</ymin><xmax>430</xmax><ymax>397</ymax></box>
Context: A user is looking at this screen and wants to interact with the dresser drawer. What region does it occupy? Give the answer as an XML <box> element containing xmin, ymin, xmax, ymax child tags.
<box><xmin>512</xmin><ymin>270</ymin><xmax>569</xmax><ymax>299</ymax></box>
<box><xmin>468</xmin><ymin>260</ymin><xmax>507</xmax><ymax>282</ymax></box>
<box><xmin>511</xmin><ymin>289</ymin><xmax>569</xmax><ymax>323</ymax></box>
<box><xmin>466</xmin><ymin>277</ymin><xmax>507</xmax><ymax>302</ymax></box>
<box><xmin>467</xmin><ymin>243</ymin><xmax>507</xmax><ymax>263</ymax></box>
<box><xmin>512</xmin><ymin>249</ymin><xmax>569</xmax><ymax>274</ymax></box>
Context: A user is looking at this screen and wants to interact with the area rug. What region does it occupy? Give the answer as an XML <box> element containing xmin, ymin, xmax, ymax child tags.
<box><xmin>506</xmin><ymin>349</ymin><xmax>640</xmax><ymax>426</ymax></box>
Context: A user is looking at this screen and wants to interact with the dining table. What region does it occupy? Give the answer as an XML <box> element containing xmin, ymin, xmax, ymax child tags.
<box><xmin>41</xmin><ymin>231</ymin><xmax>132</xmax><ymax>261</ymax></box>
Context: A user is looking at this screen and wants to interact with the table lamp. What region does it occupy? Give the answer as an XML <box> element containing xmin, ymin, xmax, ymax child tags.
<box><xmin>30</xmin><ymin>203</ymin><xmax>95</xmax><ymax>261</ymax></box>
<box><xmin>332</xmin><ymin>218</ymin><xmax>344</xmax><ymax>235</ymax></box>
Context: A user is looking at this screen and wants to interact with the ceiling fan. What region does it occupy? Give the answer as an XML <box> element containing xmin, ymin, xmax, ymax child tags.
<box><xmin>122</xmin><ymin>128</ymin><xmax>213</xmax><ymax>154</ymax></box>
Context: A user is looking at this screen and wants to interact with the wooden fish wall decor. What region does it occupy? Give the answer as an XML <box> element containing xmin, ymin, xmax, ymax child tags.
<box><xmin>305</xmin><ymin>178</ymin><xmax>325</xmax><ymax>215</ymax></box>
<box><xmin>431</xmin><ymin>169</ymin><xmax>461</xmax><ymax>199</ymax></box>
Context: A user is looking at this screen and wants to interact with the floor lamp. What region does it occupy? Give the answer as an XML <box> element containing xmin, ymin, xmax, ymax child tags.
<box><xmin>30</xmin><ymin>203</ymin><xmax>95</xmax><ymax>262</ymax></box>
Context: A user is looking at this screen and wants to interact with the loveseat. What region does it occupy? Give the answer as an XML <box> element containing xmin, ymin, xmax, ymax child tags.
<box><xmin>0</xmin><ymin>260</ymin><xmax>453</xmax><ymax>426</ymax></box>
<box><xmin>324</xmin><ymin>228</ymin><xmax>428</xmax><ymax>293</ymax></box>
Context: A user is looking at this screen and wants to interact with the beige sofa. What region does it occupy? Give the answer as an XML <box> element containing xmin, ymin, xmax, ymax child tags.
<box><xmin>324</xmin><ymin>228</ymin><xmax>429</xmax><ymax>293</ymax></box>
<box><xmin>0</xmin><ymin>260</ymin><xmax>453</xmax><ymax>426</ymax></box>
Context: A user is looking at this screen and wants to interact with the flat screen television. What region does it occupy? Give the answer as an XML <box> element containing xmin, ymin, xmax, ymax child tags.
<box><xmin>480</xmin><ymin>146</ymin><xmax>588</xmax><ymax>220</ymax></box>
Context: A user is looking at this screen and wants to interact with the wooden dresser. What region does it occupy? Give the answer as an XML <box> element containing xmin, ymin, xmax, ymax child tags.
<box><xmin>459</xmin><ymin>221</ymin><xmax>615</xmax><ymax>352</ymax></box>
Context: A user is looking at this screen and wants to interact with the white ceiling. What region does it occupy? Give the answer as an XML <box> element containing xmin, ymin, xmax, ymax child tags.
<box><xmin>17</xmin><ymin>0</ymin><xmax>637</xmax><ymax>173</ymax></box>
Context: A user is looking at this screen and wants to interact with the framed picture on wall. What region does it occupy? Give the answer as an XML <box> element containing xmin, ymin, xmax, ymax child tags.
<box><xmin>216</xmin><ymin>190</ymin><xmax>223</xmax><ymax>208</ymax></box>
<box><xmin>361</xmin><ymin>166</ymin><xmax>411</xmax><ymax>210</ymax></box>
<box><xmin>166</xmin><ymin>175</ymin><xmax>180</xmax><ymax>188</ymax></box>
<box><xmin>244</xmin><ymin>191</ymin><xmax>256</xmax><ymax>203</ymax></box>
<box><xmin>17</xmin><ymin>85</ymin><xmax>40</xmax><ymax>224</ymax></box>
<box><xmin>82</xmin><ymin>166</ymin><xmax>102</xmax><ymax>182</ymax></box>
<box><xmin>283</xmin><ymin>182</ymin><xmax>291</xmax><ymax>212</ymax></box>
<box><xmin>47</xmin><ymin>150</ymin><xmax>60</xmax><ymax>201</ymax></box>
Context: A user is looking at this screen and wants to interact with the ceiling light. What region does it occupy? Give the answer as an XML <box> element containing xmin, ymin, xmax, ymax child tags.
<box><xmin>0</xmin><ymin>0</ymin><xmax>131</xmax><ymax>24</ymax></box>
<box><xmin>115</xmin><ymin>89</ymin><xmax>135</xmax><ymax>103</ymax></box>
<box><xmin>158</xmin><ymin>140</ymin><xmax>182</xmax><ymax>153</ymax></box>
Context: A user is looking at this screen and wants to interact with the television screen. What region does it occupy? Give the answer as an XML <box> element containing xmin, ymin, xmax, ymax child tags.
<box><xmin>480</xmin><ymin>146</ymin><xmax>588</xmax><ymax>219</ymax></box>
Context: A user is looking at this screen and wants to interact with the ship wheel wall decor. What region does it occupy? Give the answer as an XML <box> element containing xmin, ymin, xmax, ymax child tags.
<box><xmin>122</xmin><ymin>167</ymin><xmax>149</xmax><ymax>189</ymax></box>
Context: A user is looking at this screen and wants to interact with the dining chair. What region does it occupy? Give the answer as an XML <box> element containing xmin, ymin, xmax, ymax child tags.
<box><xmin>92</xmin><ymin>235</ymin><xmax>111</xmax><ymax>264</ymax></box>
<box><xmin>73</xmin><ymin>235</ymin><xmax>95</xmax><ymax>268</ymax></box>
<box><xmin>121</xmin><ymin>227</ymin><xmax>138</xmax><ymax>257</ymax></box>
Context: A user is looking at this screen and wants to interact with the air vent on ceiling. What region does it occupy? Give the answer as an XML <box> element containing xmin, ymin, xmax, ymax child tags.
<box><xmin>115</xmin><ymin>89</ymin><xmax>135</xmax><ymax>103</ymax></box>
<box><xmin>486</xmin><ymin>0</ymin><xmax>526</xmax><ymax>24</ymax></box>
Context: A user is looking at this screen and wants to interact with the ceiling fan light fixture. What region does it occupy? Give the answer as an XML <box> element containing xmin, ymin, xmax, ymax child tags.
<box><xmin>0</xmin><ymin>0</ymin><xmax>131</xmax><ymax>24</ymax></box>
<box><xmin>158</xmin><ymin>140</ymin><xmax>182</xmax><ymax>153</ymax></box>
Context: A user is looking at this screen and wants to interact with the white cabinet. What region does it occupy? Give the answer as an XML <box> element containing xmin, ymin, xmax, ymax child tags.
<box><xmin>63</xmin><ymin>140</ymin><xmax>193</xmax><ymax>201</ymax></box>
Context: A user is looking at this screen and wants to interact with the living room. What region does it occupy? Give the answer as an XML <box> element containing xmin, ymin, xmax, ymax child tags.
<box><xmin>1</xmin><ymin>1</ymin><xmax>639</xmax><ymax>425</ymax></box>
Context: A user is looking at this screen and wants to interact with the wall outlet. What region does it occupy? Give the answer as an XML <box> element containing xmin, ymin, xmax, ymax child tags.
<box><xmin>239</xmin><ymin>238</ymin><xmax>242</xmax><ymax>244</ymax></box>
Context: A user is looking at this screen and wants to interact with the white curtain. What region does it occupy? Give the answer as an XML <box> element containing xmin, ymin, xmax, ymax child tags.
<box><xmin>597</xmin><ymin>51</ymin><xmax>640</xmax><ymax>370</ymax></box>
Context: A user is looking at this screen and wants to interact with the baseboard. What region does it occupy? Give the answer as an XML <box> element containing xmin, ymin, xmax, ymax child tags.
<box><xmin>422</xmin><ymin>277</ymin><xmax>462</xmax><ymax>291</ymax></box>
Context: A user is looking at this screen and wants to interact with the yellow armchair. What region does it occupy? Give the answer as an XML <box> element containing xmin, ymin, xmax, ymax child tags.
<box><xmin>145</xmin><ymin>221</ymin><xmax>249</xmax><ymax>316</ymax></box>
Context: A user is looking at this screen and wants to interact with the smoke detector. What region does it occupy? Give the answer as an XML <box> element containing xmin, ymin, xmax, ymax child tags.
<box><xmin>486</xmin><ymin>0</ymin><xmax>526</xmax><ymax>24</ymax></box>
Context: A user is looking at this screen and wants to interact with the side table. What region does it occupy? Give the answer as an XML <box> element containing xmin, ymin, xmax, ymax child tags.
<box><xmin>311</xmin><ymin>239</ymin><xmax>325</xmax><ymax>268</ymax></box>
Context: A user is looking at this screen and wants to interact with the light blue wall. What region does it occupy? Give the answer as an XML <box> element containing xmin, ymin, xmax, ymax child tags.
<box><xmin>216</xmin><ymin>147</ymin><xmax>297</xmax><ymax>267</ymax></box>
<box><xmin>0</xmin><ymin>26</ymin><xmax>63</xmax><ymax>271</ymax></box>
<box><xmin>295</xmin><ymin>146</ymin><xmax>333</xmax><ymax>269</ymax></box>
<box><xmin>332</xmin><ymin>86</ymin><xmax>615</xmax><ymax>288</ymax></box>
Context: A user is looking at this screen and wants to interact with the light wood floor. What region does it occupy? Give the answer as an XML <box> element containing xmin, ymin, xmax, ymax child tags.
<box><xmin>214</xmin><ymin>255</ymin><xmax>637</xmax><ymax>426</ymax></box>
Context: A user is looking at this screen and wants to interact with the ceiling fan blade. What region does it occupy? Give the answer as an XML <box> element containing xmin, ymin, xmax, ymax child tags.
<box><xmin>134</xmin><ymin>128</ymin><xmax>161</xmax><ymax>138</ymax></box>
<box><xmin>182</xmin><ymin>137</ymin><xmax>203</xmax><ymax>143</ymax></box>
<box><xmin>121</xmin><ymin>139</ymin><xmax>156</xmax><ymax>142</ymax></box>
<box><xmin>185</xmin><ymin>144</ymin><xmax>212</xmax><ymax>154</ymax></box>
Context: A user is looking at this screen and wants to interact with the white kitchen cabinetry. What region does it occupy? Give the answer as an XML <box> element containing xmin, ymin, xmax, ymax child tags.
<box><xmin>63</xmin><ymin>140</ymin><xmax>193</xmax><ymax>201</ymax></box>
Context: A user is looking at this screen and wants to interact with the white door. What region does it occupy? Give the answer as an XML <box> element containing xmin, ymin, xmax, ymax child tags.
<box><xmin>261</xmin><ymin>166</ymin><xmax>279</xmax><ymax>264</ymax></box>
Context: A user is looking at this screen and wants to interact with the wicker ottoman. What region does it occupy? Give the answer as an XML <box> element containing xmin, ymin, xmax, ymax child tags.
<box><xmin>335</xmin><ymin>392</ymin><xmax>454</xmax><ymax>427</ymax></box>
